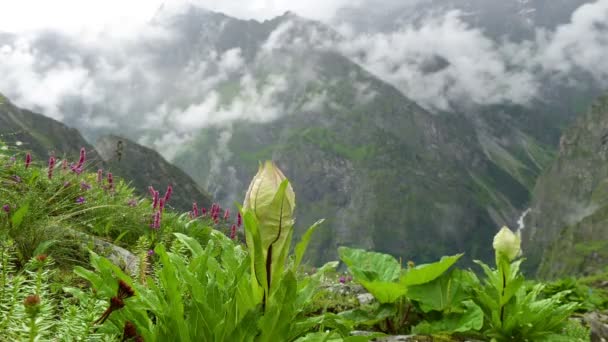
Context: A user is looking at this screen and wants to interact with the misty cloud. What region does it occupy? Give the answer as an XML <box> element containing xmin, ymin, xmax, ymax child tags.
<box><xmin>336</xmin><ymin>0</ymin><xmax>608</xmax><ymax>111</ymax></box>
<box><xmin>337</xmin><ymin>11</ymin><xmax>539</xmax><ymax>111</ymax></box>
<box><xmin>187</xmin><ymin>0</ymin><xmax>359</xmax><ymax>22</ymax></box>
<box><xmin>1</xmin><ymin>0</ymin><xmax>608</xmax><ymax>159</ymax></box>
<box><xmin>538</xmin><ymin>0</ymin><xmax>608</xmax><ymax>82</ymax></box>
<box><xmin>0</xmin><ymin>37</ymin><xmax>97</xmax><ymax>120</ymax></box>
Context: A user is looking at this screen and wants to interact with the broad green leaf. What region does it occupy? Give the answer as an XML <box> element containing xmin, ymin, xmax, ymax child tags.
<box><xmin>258</xmin><ymin>271</ymin><xmax>297</xmax><ymax>342</ymax></box>
<box><xmin>407</xmin><ymin>269</ymin><xmax>477</xmax><ymax>312</ymax></box>
<box><xmin>294</xmin><ymin>219</ymin><xmax>325</xmax><ymax>270</ymax></box>
<box><xmin>358</xmin><ymin>280</ymin><xmax>407</xmax><ymax>304</ymax></box>
<box><xmin>113</xmin><ymin>231</ymin><xmax>129</xmax><ymax>245</ymax></box>
<box><xmin>260</xmin><ymin>180</ymin><xmax>295</xmax><ymax>290</ymax></box>
<box><xmin>173</xmin><ymin>232</ymin><xmax>205</xmax><ymax>256</ymax></box>
<box><xmin>155</xmin><ymin>244</ymin><xmax>190</xmax><ymax>342</ymax></box>
<box><xmin>10</xmin><ymin>202</ymin><xmax>29</xmax><ymax>228</ymax></box>
<box><xmin>294</xmin><ymin>332</ymin><xmax>338</xmax><ymax>342</ymax></box>
<box><xmin>27</xmin><ymin>170</ymin><xmax>40</xmax><ymax>185</ymax></box>
<box><xmin>412</xmin><ymin>300</ymin><xmax>483</xmax><ymax>334</ymax></box>
<box><xmin>338</xmin><ymin>247</ymin><xmax>401</xmax><ymax>283</ymax></box>
<box><xmin>244</xmin><ymin>211</ymin><xmax>268</xmax><ymax>297</ymax></box>
<box><xmin>400</xmin><ymin>254</ymin><xmax>463</xmax><ymax>286</ymax></box>
<box><xmin>338</xmin><ymin>304</ymin><xmax>397</xmax><ymax>326</ymax></box>
<box><xmin>33</xmin><ymin>240</ymin><xmax>56</xmax><ymax>256</ymax></box>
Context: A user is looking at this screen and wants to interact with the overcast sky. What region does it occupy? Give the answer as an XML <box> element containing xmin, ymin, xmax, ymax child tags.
<box><xmin>0</xmin><ymin>0</ymin><xmax>356</xmax><ymax>34</ymax></box>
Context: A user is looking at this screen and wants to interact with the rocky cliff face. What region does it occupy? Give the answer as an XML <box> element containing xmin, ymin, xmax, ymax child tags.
<box><xmin>524</xmin><ymin>94</ymin><xmax>608</xmax><ymax>278</ymax></box>
<box><xmin>0</xmin><ymin>94</ymin><xmax>211</xmax><ymax>211</ymax></box>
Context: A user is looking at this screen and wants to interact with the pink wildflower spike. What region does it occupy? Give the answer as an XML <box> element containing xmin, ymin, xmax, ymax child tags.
<box><xmin>48</xmin><ymin>156</ymin><xmax>56</xmax><ymax>179</ymax></box>
<box><xmin>237</xmin><ymin>212</ymin><xmax>242</xmax><ymax>227</ymax></box>
<box><xmin>159</xmin><ymin>198</ymin><xmax>165</xmax><ymax>212</ymax></box>
<box><xmin>107</xmin><ymin>172</ymin><xmax>114</xmax><ymax>191</ymax></box>
<box><xmin>201</xmin><ymin>207</ymin><xmax>207</xmax><ymax>217</ymax></box>
<box><xmin>25</xmin><ymin>153</ymin><xmax>31</xmax><ymax>169</ymax></box>
<box><xmin>77</xmin><ymin>147</ymin><xmax>86</xmax><ymax>168</ymax></box>
<box><xmin>192</xmin><ymin>202</ymin><xmax>199</xmax><ymax>218</ymax></box>
<box><xmin>230</xmin><ymin>224</ymin><xmax>237</xmax><ymax>240</ymax></box>
<box><xmin>148</xmin><ymin>186</ymin><xmax>155</xmax><ymax>197</ymax></box>
<box><xmin>97</xmin><ymin>169</ymin><xmax>103</xmax><ymax>183</ymax></box>
<box><xmin>223</xmin><ymin>209</ymin><xmax>230</xmax><ymax>221</ymax></box>
<box><xmin>163</xmin><ymin>185</ymin><xmax>173</xmax><ymax>203</ymax></box>
<box><xmin>152</xmin><ymin>191</ymin><xmax>159</xmax><ymax>209</ymax></box>
<box><xmin>151</xmin><ymin>211</ymin><xmax>161</xmax><ymax>230</ymax></box>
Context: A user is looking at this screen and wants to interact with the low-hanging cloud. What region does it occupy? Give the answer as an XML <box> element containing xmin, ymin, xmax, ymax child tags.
<box><xmin>336</xmin><ymin>0</ymin><xmax>608</xmax><ymax>111</ymax></box>
<box><xmin>0</xmin><ymin>0</ymin><xmax>608</xmax><ymax>159</ymax></box>
<box><xmin>186</xmin><ymin>0</ymin><xmax>360</xmax><ymax>22</ymax></box>
<box><xmin>337</xmin><ymin>11</ymin><xmax>540</xmax><ymax>111</ymax></box>
<box><xmin>537</xmin><ymin>0</ymin><xmax>608</xmax><ymax>80</ymax></box>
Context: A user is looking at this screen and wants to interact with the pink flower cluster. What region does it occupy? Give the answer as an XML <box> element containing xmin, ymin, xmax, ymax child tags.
<box><xmin>188</xmin><ymin>202</ymin><xmax>242</xmax><ymax>241</ymax></box>
<box><xmin>147</xmin><ymin>185</ymin><xmax>173</xmax><ymax>230</ymax></box>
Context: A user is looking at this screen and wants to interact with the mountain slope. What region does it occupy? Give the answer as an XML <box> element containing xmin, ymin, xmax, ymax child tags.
<box><xmin>0</xmin><ymin>6</ymin><xmax>562</xmax><ymax>265</ymax></box>
<box><xmin>524</xmin><ymin>93</ymin><xmax>608</xmax><ymax>278</ymax></box>
<box><xmin>0</xmin><ymin>93</ymin><xmax>211</xmax><ymax>211</ymax></box>
<box><xmin>172</xmin><ymin>45</ymin><xmax>551</xmax><ymax>264</ymax></box>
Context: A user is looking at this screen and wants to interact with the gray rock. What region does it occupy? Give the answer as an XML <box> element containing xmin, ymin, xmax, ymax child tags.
<box><xmin>586</xmin><ymin>312</ymin><xmax>608</xmax><ymax>342</ymax></box>
<box><xmin>67</xmin><ymin>228</ymin><xmax>140</xmax><ymax>276</ymax></box>
<box><xmin>357</xmin><ymin>293</ymin><xmax>375</xmax><ymax>306</ymax></box>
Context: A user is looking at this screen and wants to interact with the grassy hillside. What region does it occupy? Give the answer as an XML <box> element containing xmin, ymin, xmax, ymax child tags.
<box><xmin>0</xmin><ymin>94</ymin><xmax>212</xmax><ymax>211</ymax></box>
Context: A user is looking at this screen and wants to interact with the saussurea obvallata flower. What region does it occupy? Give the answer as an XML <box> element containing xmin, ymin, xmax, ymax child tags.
<box><xmin>493</xmin><ymin>226</ymin><xmax>521</xmax><ymax>261</ymax></box>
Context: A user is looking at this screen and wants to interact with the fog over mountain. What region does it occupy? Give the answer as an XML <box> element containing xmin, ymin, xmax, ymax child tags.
<box><xmin>1</xmin><ymin>1</ymin><xmax>607</xmax><ymax>151</ymax></box>
<box><xmin>1</xmin><ymin>0</ymin><xmax>608</xmax><ymax>264</ymax></box>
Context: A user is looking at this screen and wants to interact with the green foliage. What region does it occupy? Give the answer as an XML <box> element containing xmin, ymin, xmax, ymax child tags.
<box><xmin>338</xmin><ymin>247</ymin><xmax>466</xmax><ymax>335</ymax></box>
<box><xmin>542</xmin><ymin>277</ymin><xmax>608</xmax><ymax>313</ymax></box>
<box><xmin>338</xmin><ymin>247</ymin><xmax>462</xmax><ymax>304</ymax></box>
<box><xmin>411</xmin><ymin>300</ymin><xmax>483</xmax><ymax>335</ymax></box>
<box><xmin>0</xmin><ymin>242</ymin><xmax>111</xmax><ymax>341</ymax></box>
<box><xmin>338</xmin><ymin>247</ymin><xmax>404</xmax><ymax>303</ymax></box>
<box><xmin>408</xmin><ymin>269</ymin><xmax>484</xmax><ymax>335</ymax></box>
<box><xmin>0</xmin><ymin>142</ymin><xmax>597</xmax><ymax>341</ymax></box>
<box><xmin>473</xmin><ymin>255</ymin><xmax>579</xmax><ymax>341</ymax></box>
<box><xmin>77</xmin><ymin>232</ymin><xmax>351</xmax><ymax>341</ymax></box>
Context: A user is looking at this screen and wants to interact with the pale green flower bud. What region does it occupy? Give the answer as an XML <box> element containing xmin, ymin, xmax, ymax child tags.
<box><xmin>492</xmin><ymin>226</ymin><xmax>521</xmax><ymax>261</ymax></box>
<box><xmin>243</xmin><ymin>161</ymin><xmax>295</xmax><ymax>227</ymax></box>
<box><xmin>243</xmin><ymin>161</ymin><xmax>296</xmax><ymax>296</ymax></box>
